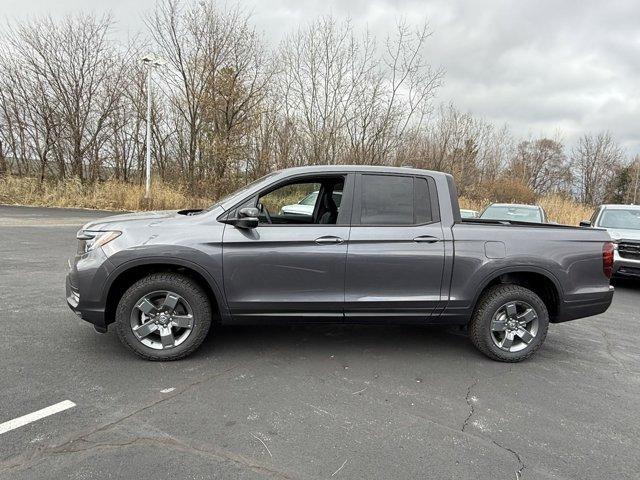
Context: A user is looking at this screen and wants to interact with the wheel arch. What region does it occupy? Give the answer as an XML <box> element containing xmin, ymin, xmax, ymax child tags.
<box><xmin>471</xmin><ymin>267</ymin><xmax>561</xmax><ymax>322</ymax></box>
<box><xmin>103</xmin><ymin>258</ymin><xmax>228</xmax><ymax>327</ymax></box>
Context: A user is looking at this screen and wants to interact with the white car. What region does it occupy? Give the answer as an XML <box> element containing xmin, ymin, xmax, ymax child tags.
<box><xmin>480</xmin><ymin>203</ymin><xmax>547</xmax><ymax>223</ymax></box>
<box><xmin>460</xmin><ymin>209</ymin><xmax>479</xmax><ymax>219</ymax></box>
<box><xmin>582</xmin><ymin>204</ymin><xmax>640</xmax><ymax>278</ymax></box>
<box><xmin>280</xmin><ymin>191</ymin><xmax>342</xmax><ymax>216</ymax></box>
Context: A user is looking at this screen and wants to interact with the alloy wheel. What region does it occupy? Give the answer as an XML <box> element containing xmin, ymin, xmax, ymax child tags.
<box><xmin>490</xmin><ymin>301</ymin><xmax>539</xmax><ymax>352</ymax></box>
<box><xmin>129</xmin><ymin>290</ymin><xmax>195</xmax><ymax>350</ymax></box>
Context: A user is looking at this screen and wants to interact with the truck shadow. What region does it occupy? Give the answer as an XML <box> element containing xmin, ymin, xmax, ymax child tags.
<box><xmin>198</xmin><ymin>323</ymin><xmax>479</xmax><ymax>361</ymax></box>
<box><xmin>611</xmin><ymin>277</ymin><xmax>640</xmax><ymax>289</ymax></box>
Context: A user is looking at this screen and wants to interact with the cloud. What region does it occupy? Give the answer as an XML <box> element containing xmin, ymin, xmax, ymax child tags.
<box><xmin>250</xmin><ymin>0</ymin><xmax>640</xmax><ymax>155</ymax></box>
<box><xmin>5</xmin><ymin>0</ymin><xmax>640</xmax><ymax>155</ymax></box>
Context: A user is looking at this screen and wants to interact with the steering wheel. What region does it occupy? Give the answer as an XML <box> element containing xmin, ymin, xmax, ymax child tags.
<box><xmin>259</xmin><ymin>203</ymin><xmax>272</xmax><ymax>224</ymax></box>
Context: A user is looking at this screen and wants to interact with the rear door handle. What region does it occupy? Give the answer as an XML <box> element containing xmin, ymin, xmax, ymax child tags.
<box><xmin>413</xmin><ymin>235</ymin><xmax>439</xmax><ymax>243</ymax></box>
<box><xmin>315</xmin><ymin>236</ymin><xmax>344</xmax><ymax>245</ymax></box>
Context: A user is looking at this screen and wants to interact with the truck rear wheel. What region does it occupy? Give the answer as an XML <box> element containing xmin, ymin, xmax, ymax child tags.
<box><xmin>469</xmin><ymin>284</ymin><xmax>549</xmax><ymax>362</ymax></box>
<box><xmin>115</xmin><ymin>272</ymin><xmax>212</xmax><ymax>361</ymax></box>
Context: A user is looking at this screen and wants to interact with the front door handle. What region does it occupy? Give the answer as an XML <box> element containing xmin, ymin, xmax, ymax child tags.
<box><xmin>413</xmin><ymin>235</ymin><xmax>439</xmax><ymax>243</ymax></box>
<box><xmin>315</xmin><ymin>236</ymin><xmax>344</xmax><ymax>245</ymax></box>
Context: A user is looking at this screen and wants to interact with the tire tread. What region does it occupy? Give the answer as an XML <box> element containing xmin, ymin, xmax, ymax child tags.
<box><xmin>469</xmin><ymin>284</ymin><xmax>549</xmax><ymax>362</ymax></box>
<box><xmin>115</xmin><ymin>272</ymin><xmax>212</xmax><ymax>361</ymax></box>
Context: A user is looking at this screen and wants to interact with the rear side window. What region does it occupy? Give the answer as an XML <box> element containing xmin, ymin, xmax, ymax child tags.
<box><xmin>360</xmin><ymin>175</ymin><xmax>434</xmax><ymax>225</ymax></box>
<box><xmin>414</xmin><ymin>177</ymin><xmax>432</xmax><ymax>224</ymax></box>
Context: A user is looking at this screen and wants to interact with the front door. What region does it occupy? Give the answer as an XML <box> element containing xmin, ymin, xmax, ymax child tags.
<box><xmin>222</xmin><ymin>173</ymin><xmax>353</xmax><ymax>320</ymax></box>
<box><xmin>344</xmin><ymin>173</ymin><xmax>445</xmax><ymax>320</ymax></box>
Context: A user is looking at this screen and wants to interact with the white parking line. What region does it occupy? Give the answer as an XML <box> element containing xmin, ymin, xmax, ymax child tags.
<box><xmin>0</xmin><ymin>400</ymin><xmax>76</xmax><ymax>435</ymax></box>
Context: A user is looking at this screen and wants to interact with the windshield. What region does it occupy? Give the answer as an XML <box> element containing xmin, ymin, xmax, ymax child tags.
<box><xmin>480</xmin><ymin>205</ymin><xmax>543</xmax><ymax>223</ymax></box>
<box><xmin>599</xmin><ymin>208</ymin><xmax>640</xmax><ymax>230</ymax></box>
<box><xmin>205</xmin><ymin>172</ymin><xmax>278</xmax><ymax>211</ymax></box>
<box><xmin>299</xmin><ymin>191</ymin><xmax>319</xmax><ymax>205</ymax></box>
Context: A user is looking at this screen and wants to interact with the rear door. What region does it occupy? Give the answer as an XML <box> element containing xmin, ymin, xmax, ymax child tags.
<box><xmin>344</xmin><ymin>173</ymin><xmax>445</xmax><ymax>320</ymax></box>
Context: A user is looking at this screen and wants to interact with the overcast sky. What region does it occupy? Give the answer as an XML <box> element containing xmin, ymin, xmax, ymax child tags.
<box><xmin>3</xmin><ymin>0</ymin><xmax>639</xmax><ymax>155</ymax></box>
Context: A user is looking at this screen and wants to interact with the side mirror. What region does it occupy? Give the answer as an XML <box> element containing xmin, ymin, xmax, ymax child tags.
<box><xmin>579</xmin><ymin>220</ymin><xmax>592</xmax><ymax>227</ymax></box>
<box><xmin>234</xmin><ymin>207</ymin><xmax>259</xmax><ymax>229</ymax></box>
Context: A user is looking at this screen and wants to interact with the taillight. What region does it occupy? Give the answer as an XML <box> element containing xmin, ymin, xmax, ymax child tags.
<box><xmin>602</xmin><ymin>242</ymin><xmax>614</xmax><ymax>278</ymax></box>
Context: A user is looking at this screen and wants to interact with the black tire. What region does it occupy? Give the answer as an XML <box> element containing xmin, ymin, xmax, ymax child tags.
<box><xmin>469</xmin><ymin>284</ymin><xmax>549</xmax><ymax>362</ymax></box>
<box><xmin>115</xmin><ymin>272</ymin><xmax>212</xmax><ymax>361</ymax></box>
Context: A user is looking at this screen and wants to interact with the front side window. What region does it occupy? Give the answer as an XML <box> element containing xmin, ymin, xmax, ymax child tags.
<box><xmin>253</xmin><ymin>176</ymin><xmax>345</xmax><ymax>225</ymax></box>
<box><xmin>359</xmin><ymin>175</ymin><xmax>433</xmax><ymax>225</ymax></box>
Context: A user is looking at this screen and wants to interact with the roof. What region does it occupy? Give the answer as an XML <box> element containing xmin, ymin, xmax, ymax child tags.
<box><xmin>486</xmin><ymin>203</ymin><xmax>540</xmax><ymax>209</ymax></box>
<box><xmin>600</xmin><ymin>204</ymin><xmax>640</xmax><ymax>210</ymax></box>
<box><xmin>270</xmin><ymin>165</ymin><xmax>446</xmax><ymax>178</ymax></box>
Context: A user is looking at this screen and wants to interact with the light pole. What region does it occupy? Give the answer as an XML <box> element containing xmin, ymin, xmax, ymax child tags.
<box><xmin>141</xmin><ymin>55</ymin><xmax>166</xmax><ymax>199</ymax></box>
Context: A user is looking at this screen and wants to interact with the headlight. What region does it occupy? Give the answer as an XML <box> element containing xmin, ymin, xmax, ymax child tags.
<box><xmin>77</xmin><ymin>230</ymin><xmax>121</xmax><ymax>255</ymax></box>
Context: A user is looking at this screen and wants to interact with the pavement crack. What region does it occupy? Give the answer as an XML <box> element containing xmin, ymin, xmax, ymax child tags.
<box><xmin>491</xmin><ymin>439</ymin><xmax>525</xmax><ymax>480</ymax></box>
<box><xmin>0</xmin><ymin>362</ymin><xmax>246</xmax><ymax>474</ymax></box>
<box><xmin>8</xmin><ymin>435</ymin><xmax>298</xmax><ymax>480</ymax></box>
<box><xmin>460</xmin><ymin>369</ymin><xmax>524</xmax><ymax>479</ymax></box>
<box><xmin>461</xmin><ymin>378</ymin><xmax>479</xmax><ymax>432</ymax></box>
<box><xmin>591</xmin><ymin>324</ymin><xmax>630</xmax><ymax>374</ymax></box>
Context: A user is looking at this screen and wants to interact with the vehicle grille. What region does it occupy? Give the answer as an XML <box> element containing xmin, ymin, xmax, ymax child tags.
<box><xmin>618</xmin><ymin>241</ymin><xmax>640</xmax><ymax>260</ymax></box>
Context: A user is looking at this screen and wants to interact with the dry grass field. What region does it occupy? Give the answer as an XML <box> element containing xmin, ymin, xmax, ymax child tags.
<box><xmin>0</xmin><ymin>176</ymin><xmax>211</xmax><ymax>212</ymax></box>
<box><xmin>0</xmin><ymin>175</ymin><xmax>593</xmax><ymax>225</ymax></box>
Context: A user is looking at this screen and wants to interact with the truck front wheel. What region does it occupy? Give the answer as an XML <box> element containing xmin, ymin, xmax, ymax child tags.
<box><xmin>469</xmin><ymin>284</ymin><xmax>549</xmax><ymax>362</ymax></box>
<box><xmin>115</xmin><ymin>272</ymin><xmax>212</xmax><ymax>361</ymax></box>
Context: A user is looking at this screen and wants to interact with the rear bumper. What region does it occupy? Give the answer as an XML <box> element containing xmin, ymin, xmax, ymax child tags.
<box><xmin>553</xmin><ymin>286</ymin><xmax>614</xmax><ymax>323</ymax></box>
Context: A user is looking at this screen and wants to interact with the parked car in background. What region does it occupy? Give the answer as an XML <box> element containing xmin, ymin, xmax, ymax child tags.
<box><xmin>480</xmin><ymin>203</ymin><xmax>547</xmax><ymax>223</ymax></box>
<box><xmin>66</xmin><ymin>166</ymin><xmax>613</xmax><ymax>363</ymax></box>
<box><xmin>460</xmin><ymin>209</ymin><xmax>479</xmax><ymax>219</ymax></box>
<box><xmin>280</xmin><ymin>190</ymin><xmax>342</xmax><ymax>217</ymax></box>
<box><xmin>581</xmin><ymin>204</ymin><xmax>640</xmax><ymax>278</ymax></box>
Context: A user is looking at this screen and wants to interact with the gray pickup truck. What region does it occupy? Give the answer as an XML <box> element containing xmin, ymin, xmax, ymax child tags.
<box><xmin>66</xmin><ymin>166</ymin><xmax>614</xmax><ymax>362</ymax></box>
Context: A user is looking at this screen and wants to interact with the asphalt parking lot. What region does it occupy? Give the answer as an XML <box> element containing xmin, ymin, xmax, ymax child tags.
<box><xmin>0</xmin><ymin>204</ymin><xmax>639</xmax><ymax>480</ymax></box>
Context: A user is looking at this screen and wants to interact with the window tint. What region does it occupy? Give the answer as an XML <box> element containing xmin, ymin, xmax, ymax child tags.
<box><xmin>414</xmin><ymin>177</ymin><xmax>432</xmax><ymax>224</ymax></box>
<box><xmin>360</xmin><ymin>175</ymin><xmax>412</xmax><ymax>225</ymax></box>
<box><xmin>254</xmin><ymin>176</ymin><xmax>345</xmax><ymax>225</ymax></box>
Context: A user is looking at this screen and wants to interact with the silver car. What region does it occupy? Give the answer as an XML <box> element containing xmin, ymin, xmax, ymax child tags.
<box><xmin>280</xmin><ymin>190</ymin><xmax>343</xmax><ymax>217</ymax></box>
<box><xmin>582</xmin><ymin>204</ymin><xmax>640</xmax><ymax>278</ymax></box>
<box><xmin>480</xmin><ymin>203</ymin><xmax>547</xmax><ymax>223</ymax></box>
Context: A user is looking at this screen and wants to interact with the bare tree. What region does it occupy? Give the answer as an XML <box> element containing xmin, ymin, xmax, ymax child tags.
<box><xmin>2</xmin><ymin>14</ymin><xmax>131</xmax><ymax>181</ymax></box>
<box><xmin>1</xmin><ymin>2</ymin><xmax>637</xmax><ymax>212</ymax></box>
<box><xmin>572</xmin><ymin>132</ymin><xmax>624</xmax><ymax>204</ymax></box>
<box><xmin>632</xmin><ymin>155</ymin><xmax>640</xmax><ymax>204</ymax></box>
<box><xmin>147</xmin><ymin>0</ymin><xmax>270</xmax><ymax>190</ymax></box>
<box><xmin>276</xmin><ymin>16</ymin><xmax>442</xmax><ymax>167</ymax></box>
<box><xmin>508</xmin><ymin>136</ymin><xmax>572</xmax><ymax>195</ymax></box>
<box><xmin>412</xmin><ymin>104</ymin><xmax>512</xmax><ymax>196</ymax></box>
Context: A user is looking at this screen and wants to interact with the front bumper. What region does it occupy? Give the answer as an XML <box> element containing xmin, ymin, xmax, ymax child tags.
<box><xmin>613</xmin><ymin>249</ymin><xmax>640</xmax><ymax>278</ymax></box>
<box><xmin>66</xmin><ymin>252</ymin><xmax>112</xmax><ymax>333</ymax></box>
